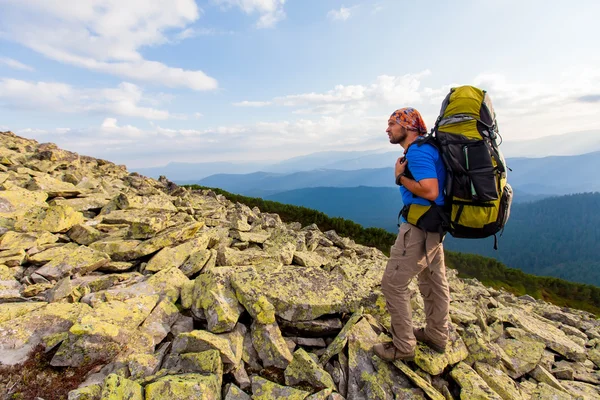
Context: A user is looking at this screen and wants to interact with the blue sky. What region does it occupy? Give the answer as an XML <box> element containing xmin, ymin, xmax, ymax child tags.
<box><xmin>0</xmin><ymin>0</ymin><xmax>599</xmax><ymax>167</ymax></box>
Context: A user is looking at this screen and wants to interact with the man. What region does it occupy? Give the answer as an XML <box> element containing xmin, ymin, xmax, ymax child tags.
<box><xmin>373</xmin><ymin>107</ymin><xmax>450</xmax><ymax>361</ymax></box>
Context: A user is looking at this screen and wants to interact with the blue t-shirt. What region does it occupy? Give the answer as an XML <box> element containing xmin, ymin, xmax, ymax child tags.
<box><xmin>400</xmin><ymin>141</ymin><xmax>446</xmax><ymax>209</ymax></box>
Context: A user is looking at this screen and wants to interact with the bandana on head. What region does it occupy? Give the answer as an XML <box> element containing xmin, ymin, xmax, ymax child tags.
<box><xmin>389</xmin><ymin>107</ymin><xmax>427</xmax><ymax>135</ymax></box>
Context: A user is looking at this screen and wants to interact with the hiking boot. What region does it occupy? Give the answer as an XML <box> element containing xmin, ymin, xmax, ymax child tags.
<box><xmin>373</xmin><ymin>342</ymin><xmax>414</xmax><ymax>362</ymax></box>
<box><xmin>413</xmin><ymin>328</ymin><xmax>446</xmax><ymax>353</ymax></box>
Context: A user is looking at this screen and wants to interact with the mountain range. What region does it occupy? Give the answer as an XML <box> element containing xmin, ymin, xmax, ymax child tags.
<box><xmin>192</xmin><ymin>151</ymin><xmax>600</xmax><ymax>199</ymax></box>
<box><xmin>134</xmin><ymin>129</ymin><xmax>600</xmax><ymax>181</ymax></box>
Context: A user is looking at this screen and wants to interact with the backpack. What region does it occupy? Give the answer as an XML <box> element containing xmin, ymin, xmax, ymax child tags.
<box><xmin>402</xmin><ymin>86</ymin><xmax>513</xmax><ymax>249</ymax></box>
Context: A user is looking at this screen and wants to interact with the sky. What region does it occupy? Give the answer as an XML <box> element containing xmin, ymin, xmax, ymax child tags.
<box><xmin>0</xmin><ymin>0</ymin><xmax>599</xmax><ymax>168</ymax></box>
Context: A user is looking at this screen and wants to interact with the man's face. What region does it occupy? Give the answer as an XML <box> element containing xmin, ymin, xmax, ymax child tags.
<box><xmin>386</xmin><ymin>119</ymin><xmax>406</xmax><ymax>144</ymax></box>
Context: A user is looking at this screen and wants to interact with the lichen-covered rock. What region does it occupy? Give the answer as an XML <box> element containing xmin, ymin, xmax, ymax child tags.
<box><xmin>491</xmin><ymin>307</ymin><xmax>586</xmax><ymax>361</ymax></box>
<box><xmin>473</xmin><ymin>362</ymin><xmax>523</xmax><ymax>400</ymax></box>
<box><xmin>0</xmin><ymin>302</ymin><xmax>90</xmax><ymax>365</ymax></box>
<box><xmin>224</xmin><ymin>383</ymin><xmax>251</xmax><ymax>400</ymax></box>
<box><xmin>414</xmin><ymin>326</ymin><xmax>468</xmax><ymax>376</ymax></box>
<box><xmin>33</xmin><ymin>245</ymin><xmax>110</xmax><ymax>281</ymax></box>
<box><xmin>139</xmin><ymin>298</ymin><xmax>180</xmax><ymax>345</ymax></box>
<box><xmin>89</xmin><ymin>239</ymin><xmax>143</xmax><ymax>261</ymax></box>
<box><xmin>101</xmin><ymin>209</ymin><xmax>171</xmax><ymax>240</ymax></box>
<box><xmin>0</xmin><ymin>230</ymin><xmax>58</xmax><ymax>250</ymax></box>
<box><xmin>180</xmin><ymin>248</ymin><xmax>213</xmax><ymax>276</ymax></box>
<box><xmin>145</xmin><ymin>373</ymin><xmax>221</xmax><ymax>400</ymax></box>
<box><xmin>392</xmin><ymin>361</ymin><xmax>445</xmax><ymax>400</ymax></box>
<box><xmin>99</xmin><ymin>373</ymin><xmax>143</xmax><ymax>400</ymax></box>
<box><xmin>460</xmin><ymin>324</ymin><xmax>502</xmax><ymax>365</ymax></box>
<box><xmin>285</xmin><ymin>348</ymin><xmax>335</xmax><ymax>390</ymax></box>
<box><xmin>345</xmin><ymin>318</ymin><xmax>411</xmax><ymax>400</ymax></box>
<box><xmin>232</xmin><ymin>266</ymin><xmax>367</xmax><ymax>322</ymax></box>
<box><xmin>27</xmin><ymin>175</ymin><xmax>82</xmax><ymax>197</ymax></box>
<box><xmin>67</xmin><ymin>384</ymin><xmax>102</xmax><ymax>400</ymax></box>
<box><xmin>293</xmin><ymin>251</ymin><xmax>326</xmax><ymax>268</ymax></box>
<box><xmin>560</xmin><ymin>380</ymin><xmax>600</xmax><ymax>399</ymax></box>
<box><xmin>450</xmin><ymin>362</ymin><xmax>503</xmax><ymax>400</ymax></box>
<box><xmin>0</xmin><ymin>189</ymin><xmax>48</xmax><ymax>219</ymax></box>
<box><xmin>251</xmin><ymin>320</ymin><xmax>293</xmax><ymax>369</ymax></box>
<box><xmin>193</xmin><ymin>267</ymin><xmax>245</xmax><ymax>333</ymax></box>
<box><xmin>529</xmin><ymin>382</ymin><xmax>572</xmax><ymax>400</ymax></box>
<box><xmin>15</xmin><ymin>204</ymin><xmax>84</xmax><ymax>233</ymax></box>
<box><xmin>180</xmin><ymin>349</ymin><xmax>224</xmax><ymax>377</ymax></box>
<box><xmin>68</xmin><ymin>224</ymin><xmax>106</xmax><ymax>245</ymax></box>
<box><xmin>145</xmin><ymin>234</ymin><xmax>210</xmax><ymax>272</ymax></box>
<box><xmin>127</xmin><ymin>353</ymin><xmax>162</xmax><ymax>380</ymax></box>
<box><xmin>134</xmin><ymin>221</ymin><xmax>203</xmax><ymax>257</ymax></box>
<box><xmin>172</xmin><ymin>329</ymin><xmax>240</xmax><ymax>365</ymax></box>
<box><xmin>251</xmin><ymin>375</ymin><xmax>310</xmax><ymax>400</ymax></box>
<box><xmin>496</xmin><ymin>336</ymin><xmax>545</xmax><ymax>379</ymax></box>
<box><xmin>50</xmin><ymin>194</ymin><xmax>111</xmax><ymax>212</ymax></box>
<box><xmin>529</xmin><ymin>364</ymin><xmax>569</xmax><ymax>394</ymax></box>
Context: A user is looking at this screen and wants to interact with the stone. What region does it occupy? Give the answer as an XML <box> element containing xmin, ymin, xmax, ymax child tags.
<box><xmin>496</xmin><ymin>336</ymin><xmax>545</xmax><ymax>379</ymax></box>
<box><xmin>172</xmin><ymin>329</ymin><xmax>240</xmax><ymax>365</ymax></box>
<box><xmin>392</xmin><ymin>361</ymin><xmax>445</xmax><ymax>400</ymax></box>
<box><xmin>460</xmin><ymin>324</ymin><xmax>502</xmax><ymax>366</ymax></box>
<box><xmin>529</xmin><ymin>365</ymin><xmax>569</xmax><ymax>394</ymax></box>
<box><xmin>127</xmin><ymin>353</ymin><xmax>162</xmax><ymax>380</ymax></box>
<box><xmin>560</xmin><ymin>380</ymin><xmax>600</xmax><ymax>399</ymax></box>
<box><xmin>34</xmin><ymin>245</ymin><xmax>110</xmax><ymax>281</ymax></box>
<box><xmin>250</xmin><ymin>376</ymin><xmax>311</xmax><ymax>400</ymax></box>
<box><xmin>345</xmin><ymin>319</ymin><xmax>410</xmax><ymax>399</ymax></box>
<box><xmin>0</xmin><ymin>302</ymin><xmax>91</xmax><ymax>365</ymax></box>
<box><xmin>102</xmin><ymin>209</ymin><xmax>171</xmax><ymax>239</ymax></box>
<box><xmin>285</xmin><ymin>348</ymin><xmax>335</xmax><ymax>390</ymax></box>
<box><xmin>224</xmin><ymin>383</ymin><xmax>251</xmax><ymax>400</ymax></box>
<box><xmin>474</xmin><ymin>362</ymin><xmax>523</xmax><ymax>400</ymax></box>
<box><xmin>319</xmin><ymin>309</ymin><xmax>363</xmax><ymax>365</ymax></box>
<box><xmin>145</xmin><ymin>373</ymin><xmax>221</xmax><ymax>400</ymax></box>
<box><xmin>193</xmin><ymin>267</ymin><xmax>245</xmax><ymax>333</ymax></box>
<box><xmin>414</xmin><ymin>326</ymin><xmax>468</xmax><ymax>376</ymax></box>
<box><xmin>0</xmin><ymin>190</ymin><xmax>48</xmax><ymax>220</ymax></box>
<box><xmin>0</xmin><ymin>230</ymin><xmax>58</xmax><ymax>251</ymax></box>
<box><xmin>68</xmin><ymin>224</ymin><xmax>106</xmax><ymax>245</ymax></box>
<box><xmin>139</xmin><ymin>298</ymin><xmax>179</xmax><ymax>345</ymax></box>
<box><xmin>180</xmin><ymin>248</ymin><xmax>212</xmax><ymax>276</ymax></box>
<box><xmin>15</xmin><ymin>204</ymin><xmax>84</xmax><ymax>233</ymax></box>
<box><xmin>89</xmin><ymin>239</ymin><xmax>143</xmax><ymax>261</ymax></box>
<box><xmin>529</xmin><ymin>382</ymin><xmax>572</xmax><ymax>400</ymax></box>
<box><xmin>293</xmin><ymin>251</ymin><xmax>326</xmax><ymax>268</ymax></box>
<box><xmin>99</xmin><ymin>373</ymin><xmax>143</xmax><ymax>400</ymax></box>
<box><xmin>279</xmin><ymin>318</ymin><xmax>343</xmax><ymax>337</ymax></box>
<box><xmin>114</xmin><ymin>193</ymin><xmax>178</xmax><ymax>212</ymax></box>
<box><xmin>231</xmin><ymin>230</ymin><xmax>270</xmax><ymax>244</ymax></box>
<box><xmin>217</xmin><ymin>246</ymin><xmax>280</xmax><ymax>266</ymax></box>
<box><xmin>232</xmin><ymin>267</ymin><xmax>369</xmax><ymax>322</ymax></box>
<box><xmin>50</xmin><ymin>194</ymin><xmax>111</xmax><ymax>211</ymax></box>
<box><xmin>133</xmin><ymin>221</ymin><xmax>203</xmax><ymax>258</ymax></box>
<box><xmin>491</xmin><ymin>307</ymin><xmax>586</xmax><ymax>362</ymax></box>
<box><xmin>67</xmin><ymin>384</ymin><xmax>102</xmax><ymax>400</ymax></box>
<box><xmin>251</xmin><ymin>320</ymin><xmax>293</xmax><ymax>369</ymax></box>
<box><xmin>180</xmin><ymin>350</ymin><xmax>224</xmax><ymax>377</ymax></box>
<box><xmin>450</xmin><ymin>362</ymin><xmax>503</xmax><ymax>400</ymax></box>
<box><xmin>145</xmin><ymin>235</ymin><xmax>209</xmax><ymax>273</ymax></box>
<box><xmin>0</xmin><ymin>301</ymin><xmax>47</xmax><ymax>323</ymax></box>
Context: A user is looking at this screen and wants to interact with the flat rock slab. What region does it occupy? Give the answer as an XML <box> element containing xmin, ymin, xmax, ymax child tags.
<box><xmin>231</xmin><ymin>266</ymin><xmax>366</xmax><ymax>322</ymax></box>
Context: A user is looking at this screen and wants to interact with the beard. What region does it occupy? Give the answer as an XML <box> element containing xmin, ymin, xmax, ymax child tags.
<box><xmin>389</xmin><ymin>130</ymin><xmax>407</xmax><ymax>145</ymax></box>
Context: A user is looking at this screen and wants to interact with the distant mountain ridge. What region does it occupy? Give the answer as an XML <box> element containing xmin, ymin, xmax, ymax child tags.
<box><xmin>194</xmin><ymin>151</ymin><xmax>600</xmax><ymax>198</ymax></box>
<box><xmin>134</xmin><ymin>129</ymin><xmax>600</xmax><ymax>180</ymax></box>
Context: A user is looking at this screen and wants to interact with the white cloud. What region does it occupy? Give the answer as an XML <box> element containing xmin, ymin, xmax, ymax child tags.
<box><xmin>194</xmin><ymin>112</ymin><xmax>204</xmax><ymax>119</ymax></box>
<box><xmin>232</xmin><ymin>100</ymin><xmax>273</xmax><ymax>107</ymax></box>
<box><xmin>175</xmin><ymin>27</ymin><xmax>234</xmax><ymax>40</ymax></box>
<box><xmin>212</xmin><ymin>0</ymin><xmax>286</xmax><ymax>28</ymax></box>
<box><xmin>0</xmin><ymin>0</ymin><xmax>218</xmax><ymax>90</ymax></box>
<box><xmin>237</xmin><ymin>71</ymin><xmax>430</xmax><ymax>114</ymax></box>
<box><xmin>328</xmin><ymin>6</ymin><xmax>352</xmax><ymax>21</ymax></box>
<box><xmin>0</xmin><ymin>57</ymin><xmax>35</xmax><ymax>71</ymax></box>
<box><xmin>0</xmin><ymin>79</ymin><xmax>171</xmax><ymax>120</ymax></box>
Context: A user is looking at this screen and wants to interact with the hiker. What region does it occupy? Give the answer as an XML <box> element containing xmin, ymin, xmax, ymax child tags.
<box><xmin>374</xmin><ymin>107</ymin><xmax>450</xmax><ymax>361</ymax></box>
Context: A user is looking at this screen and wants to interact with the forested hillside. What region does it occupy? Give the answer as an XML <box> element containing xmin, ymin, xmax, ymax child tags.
<box><xmin>185</xmin><ymin>184</ymin><xmax>600</xmax><ymax>315</ymax></box>
<box><xmin>446</xmin><ymin>192</ymin><xmax>600</xmax><ymax>285</ymax></box>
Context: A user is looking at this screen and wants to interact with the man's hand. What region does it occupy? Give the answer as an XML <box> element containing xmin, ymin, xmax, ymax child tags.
<box><xmin>395</xmin><ymin>157</ymin><xmax>406</xmax><ymax>179</ymax></box>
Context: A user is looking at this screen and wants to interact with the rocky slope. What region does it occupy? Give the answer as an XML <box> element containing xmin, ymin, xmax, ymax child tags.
<box><xmin>0</xmin><ymin>130</ymin><xmax>600</xmax><ymax>400</ymax></box>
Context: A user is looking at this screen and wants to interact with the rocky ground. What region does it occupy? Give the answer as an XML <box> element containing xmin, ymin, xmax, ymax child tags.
<box><xmin>0</xmin><ymin>130</ymin><xmax>600</xmax><ymax>399</ymax></box>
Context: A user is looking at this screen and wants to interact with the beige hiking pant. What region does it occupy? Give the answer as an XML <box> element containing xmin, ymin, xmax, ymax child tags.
<box><xmin>381</xmin><ymin>223</ymin><xmax>450</xmax><ymax>353</ymax></box>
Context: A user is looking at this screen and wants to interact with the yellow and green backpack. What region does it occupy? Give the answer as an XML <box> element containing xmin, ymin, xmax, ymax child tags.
<box><xmin>406</xmin><ymin>86</ymin><xmax>513</xmax><ymax>247</ymax></box>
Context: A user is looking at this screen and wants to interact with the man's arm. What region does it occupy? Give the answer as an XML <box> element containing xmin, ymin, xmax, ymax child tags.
<box><xmin>398</xmin><ymin>175</ymin><xmax>439</xmax><ymax>201</ymax></box>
